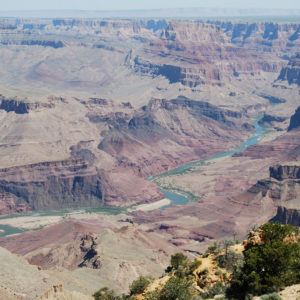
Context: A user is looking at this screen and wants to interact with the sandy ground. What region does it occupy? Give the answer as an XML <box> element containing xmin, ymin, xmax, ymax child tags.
<box><xmin>130</xmin><ymin>198</ymin><xmax>171</xmax><ymax>212</ymax></box>
<box><xmin>0</xmin><ymin>215</ymin><xmax>63</xmax><ymax>230</ymax></box>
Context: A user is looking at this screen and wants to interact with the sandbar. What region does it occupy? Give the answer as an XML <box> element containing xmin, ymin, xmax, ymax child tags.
<box><xmin>0</xmin><ymin>216</ymin><xmax>63</xmax><ymax>230</ymax></box>
<box><xmin>132</xmin><ymin>198</ymin><xmax>171</xmax><ymax>212</ymax></box>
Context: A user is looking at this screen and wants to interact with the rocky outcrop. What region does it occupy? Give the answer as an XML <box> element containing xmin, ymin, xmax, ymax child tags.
<box><xmin>277</xmin><ymin>53</ymin><xmax>300</xmax><ymax>85</ymax></box>
<box><xmin>0</xmin><ymin>97</ymin><xmax>30</xmax><ymax>114</ymax></box>
<box><xmin>258</xmin><ymin>113</ymin><xmax>286</xmax><ymax>127</ymax></box>
<box><xmin>39</xmin><ymin>285</ymin><xmax>93</xmax><ymax>300</ymax></box>
<box><xmin>0</xmin><ymin>95</ymin><xmax>55</xmax><ymax>114</ymax></box>
<box><xmin>246</xmin><ymin>163</ymin><xmax>300</xmax><ymax>203</ymax></box>
<box><xmin>0</xmin><ymin>191</ymin><xmax>30</xmax><ymax>215</ymax></box>
<box><xmin>272</xmin><ymin>206</ymin><xmax>300</xmax><ymax>227</ymax></box>
<box><xmin>0</xmin><ymin>160</ymin><xmax>104</xmax><ymax>212</ymax></box>
<box><xmin>269</xmin><ymin>164</ymin><xmax>300</xmax><ymax>180</ymax></box>
<box><xmin>78</xmin><ymin>234</ymin><xmax>101</xmax><ymax>269</ymax></box>
<box><xmin>234</xmin><ymin>162</ymin><xmax>300</xmax><ymax>222</ymax></box>
<box><xmin>206</xmin><ymin>21</ymin><xmax>300</xmax><ymax>55</ymax></box>
<box><xmin>259</xmin><ymin>94</ymin><xmax>286</xmax><ymax>104</ymax></box>
<box><xmin>52</xmin><ymin>19</ymin><xmax>144</xmax><ymax>35</ymax></box>
<box><xmin>161</xmin><ymin>22</ymin><xmax>228</xmax><ymax>43</ymax></box>
<box><xmin>21</xmin><ymin>40</ymin><xmax>64</xmax><ymax>48</ymax></box>
<box><xmin>26</xmin><ymin>231</ymin><xmax>101</xmax><ymax>270</ymax></box>
<box><xmin>0</xmin><ymin>156</ymin><xmax>163</xmax><ymax>214</ymax></box>
<box><xmin>169</xmin><ymin>96</ymin><xmax>242</xmax><ymax>124</ymax></box>
<box><xmin>131</xmin><ymin>57</ymin><xmax>186</xmax><ymax>85</ymax></box>
<box><xmin>288</xmin><ymin>106</ymin><xmax>300</xmax><ymax>131</ymax></box>
<box><xmin>0</xmin><ymin>39</ymin><xmax>64</xmax><ymax>48</ymax></box>
<box><xmin>143</xmin><ymin>19</ymin><xmax>168</xmax><ymax>32</ymax></box>
<box><xmin>0</xmin><ymin>218</ymin><xmax>175</xmax><ymax>294</ymax></box>
<box><xmin>0</xmin><ymin>23</ymin><xmax>17</xmax><ymax>30</ymax></box>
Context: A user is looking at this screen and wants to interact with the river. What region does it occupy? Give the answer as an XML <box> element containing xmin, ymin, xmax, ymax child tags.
<box><xmin>152</xmin><ymin>117</ymin><xmax>267</xmax><ymax>209</ymax></box>
<box><xmin>0</xmin><ymin>117</ymin><xmax>266</xmax><ymax>236</ymax></box>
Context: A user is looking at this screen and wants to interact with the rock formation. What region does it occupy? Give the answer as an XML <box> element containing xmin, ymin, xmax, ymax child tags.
<box><xmin>246</xmin><ymin>163</ymin><xmax>300</xmax><ymax>204</ymax></box>
<box><xmin>207</xmin><ymin>21</ymin><xmax>300</xmax><ymax>55</ymax></box>
<box><xmin>0</xmin><ymin>95</ymin><xmax>55</xmax><ymax>114</ymax></box>
<box><xmin>0</xmin><ymin>216</ymin><xmax>177</xmax><ymax>294</ymax></box>
<box><xmin>278</xmin><ymin>53</ymin><xmax>300</xmax><ymax>85</ymax></box>
<box><xmin>269</xmin><ymin>163</ymin><xmax>300</xmax><ymax>180</ymax></box>
<box><xmin>272</xmin><ymin>206</ymin><xmax>300</xmax><ymax>227</ymax></box>
<box><xmin>288</xmin><ymin>106</ymin><xmax>300</xmax><ymax>131</ymax></box>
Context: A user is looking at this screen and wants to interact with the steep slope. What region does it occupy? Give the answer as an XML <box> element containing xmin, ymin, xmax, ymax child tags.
<box><xmin>0</xmin><ymin>215</ymin><xmax>178</xmax><ymax>294</ymax></box>
<box><xmin>0</xmin><ymin>246</ymin><xmax>58</xmax><ymax>299</ymax></box>
<box><xmin>236</xmin><ymin>162</ymin><xmax>300</xmax><ymax>216</ymax></box>
<box><xmin>272</xmin><ymin>205</ymin><xmax>300</xmax><ymax>226</ymax></box>
<box><xmin>208</xmin><ymin>21</ymin><xmax>300</xmax><ymax>55</ymax></box>
<box><xmin>288</xmin><ymin>106</ymin><xmax>300</xmax><ymax>131</ymax></box>
<box><xmin>0</xmin><ymin>245</ymin><xmax>93</xmax><ymax>299</ymax></box>
<box><xmin>277</xmin><ymin>52</ymin><xmax>300</xmax><ymax>85</ymax></box>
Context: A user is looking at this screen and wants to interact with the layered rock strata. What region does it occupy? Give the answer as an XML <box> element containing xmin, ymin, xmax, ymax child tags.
<box><xmin>272</xmin><ymin>206</ymin><xmax>300</xmax><ymax>226</ymax></box>
<box><xmin>288</xmin><ymin>106</ymin><xmax>300</xmax><ymax>131</ymax></box>
<box><xmin>278</xmin><ymin>53</ymin><xmax>300</xmax><ymax>85</ymax></box>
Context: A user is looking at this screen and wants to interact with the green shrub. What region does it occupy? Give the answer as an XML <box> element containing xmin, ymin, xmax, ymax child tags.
<box><xmin>201</xmin><ymin>268</ymin><xmax>208</xmax><ymax>275</ymax></box>
<box><xmin>188</xmin><ymin>259</ymin><xmax>202</xmax><ymax>274</ymax></box>
<box><xmin>200</xmin><ymin>282</ymin><xmax>226</xmax><ymax>299</ymax></box>
<box><xmin>159</xmin><ymin>277</ymin><xmax>193</xmax><ymax>300</ymax></box>
<box><xmin>170</xmin><ymin>253</ymin><xmax>188</xmax><ymax>270</ymax></box>
<box><xmin>260</xmin><ymin>292</ymin><xmax>282</xmax><ymax>300</ymax></box>
<box><xmin>144</xmin><ymin>290</ymin><xmax>160</xmax><ymax>300</ymax></box>
<box><xmin>93</xmin><ymin>287</ymin><xmax>121</xmax><ymax>300</ymax></box>
<box><xmin>205</xmin><ymin>242</ymin><xmax>220</xmax><ymax>255</ymax></box>
<box><xmin>259</xmin><ymin>222</ymin><xmax>296</xmax><ymax>244</ymax></box>
<box><xmin>215</xmin><ymin>250</ymin><xmax>243</xmax><ymax>271</ymax></box>
<box><xmin>227</xmin><ymin>222</ymin><xmax>300</xmax><ymax>299</ymax></box>
<box><xmin>129</xmin><ymin>276</ymin><xmax>151</xmax><ymax>295</ymax></box>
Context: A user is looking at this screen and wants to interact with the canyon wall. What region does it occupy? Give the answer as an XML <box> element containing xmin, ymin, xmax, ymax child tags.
<box><xmin>272</xmin><ymin>206</ymin><xmax>300</xmax><ymax>226</ymax></box>
<box><xmin>278</xmin><ymin>53</ymin><xmax>300</xmax><ymax>85</ymax></box>
<box><xmin>288</xmin><ymin>106</ymin><xmax>300</xmax><ymax>131</ymax></box>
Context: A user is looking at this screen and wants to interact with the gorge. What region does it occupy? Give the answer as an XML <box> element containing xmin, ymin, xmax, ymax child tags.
<box><xmin>0</xmin><ymin>14</ymin><xmax>299</xmax><ymax>299</ymax></box>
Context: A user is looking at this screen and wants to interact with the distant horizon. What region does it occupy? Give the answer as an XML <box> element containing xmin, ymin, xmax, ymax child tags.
<box><xmin>0</xmin><ymin>7</ymin><xmax>300</xmax><ymax>20</ymax></box>
<box><xmin>1</xmin><ymin>7</ymin><xmax>300</xmax><ymax>12</ymax></box>
<box><xmin>1</xmin><ymin>0</ymin><xmax>300</xmax><ymax>11</ymax></box>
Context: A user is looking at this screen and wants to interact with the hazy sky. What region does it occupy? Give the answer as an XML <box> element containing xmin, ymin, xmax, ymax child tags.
<box><xmin>1</xmin><ymin>0</ymin><xmax>300</xmax><ymax>11</ymax></box>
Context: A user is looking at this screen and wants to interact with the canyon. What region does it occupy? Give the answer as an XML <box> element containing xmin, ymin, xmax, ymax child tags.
<box><xmin>0</xmin><ymin>15</ymin><xmax>299</xmax><ymax>298</ymax></box>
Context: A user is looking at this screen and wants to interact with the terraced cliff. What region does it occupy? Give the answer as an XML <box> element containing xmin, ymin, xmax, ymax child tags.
<box><xmin>278</xmin><ymin>53</ymin><xmax>300</xmax><ymax>85</ymax></box>
<box><xmin>129</xmin><ymin>21</ymin><xmax>289</xmax><ymax>87</ymax></box>
<box><xmin>288</xmin><ymin>106</ymin><xmax>300</xmax><ymax>131</ymax></box>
